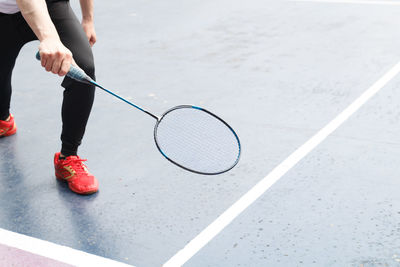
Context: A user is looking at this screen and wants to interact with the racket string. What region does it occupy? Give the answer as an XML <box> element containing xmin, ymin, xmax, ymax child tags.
<box><xmin>155</xmin><ymin>107</ymin><xmax>240</xmax><ymax>174</ymax></box>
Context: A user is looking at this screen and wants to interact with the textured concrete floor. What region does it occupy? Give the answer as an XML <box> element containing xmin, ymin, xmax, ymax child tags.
<box><xmin>1</xmin><ymin>0</ymin><xmax>400</xmax><ymax>266</ymax></box>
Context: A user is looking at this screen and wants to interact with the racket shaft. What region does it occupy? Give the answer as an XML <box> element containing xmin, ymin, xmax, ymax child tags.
<box><xmin>35</xmin><ymin>52</ymin><xmax>158</xmax><ymax>120</ymax></box>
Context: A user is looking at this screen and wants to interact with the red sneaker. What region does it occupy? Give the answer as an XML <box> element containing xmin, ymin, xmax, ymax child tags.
<box><xmin>0</xmin><ymin>114</ymin><xmax>17</xmax><ymax>137</ymax></box>
<box><xmin>54</xmin><ymin>152</ymin><xmax>99</xmax><ymax>195</ymax></box>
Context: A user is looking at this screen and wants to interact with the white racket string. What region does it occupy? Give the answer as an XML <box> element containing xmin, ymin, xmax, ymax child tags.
<box><xmin>155</xmin><ymin>107</ymin><xmax>240</xmax><ymax>174</ymax></box>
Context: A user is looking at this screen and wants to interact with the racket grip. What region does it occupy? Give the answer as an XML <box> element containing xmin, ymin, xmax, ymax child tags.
<box><xmin>35</xmin><ymin>51</ymin><xmax>93</xmax><ymax>84</ymax></box>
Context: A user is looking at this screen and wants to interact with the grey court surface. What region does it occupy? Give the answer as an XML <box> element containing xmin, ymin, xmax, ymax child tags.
<box><xmin>1</xmin><ymin>0</ymin><xmax>400</xmax><ymax>266</ymax></box>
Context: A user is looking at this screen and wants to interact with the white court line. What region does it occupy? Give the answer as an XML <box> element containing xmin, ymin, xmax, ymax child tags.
<box><xmin>0</xmin><ymin>228</ymin><xmax>134</xmax><ymax>267</ymax></box>
<box><xmin>291</xmin><ymin>0</ymin><xmax>400</xmax><ymax>5</ymax></box>
<box><xmin>163</xmin><ymin>61</ymin><xmax>400</xmax><ymax>267</ymax></box>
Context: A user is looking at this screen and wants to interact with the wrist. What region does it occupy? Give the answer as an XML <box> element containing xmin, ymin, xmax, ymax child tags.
<box><xmin>38</xmin><ymin>31</ymin><xmax>60</xmax><ymax>42</ymax></box>
<box><xmin>82</xmin><ymin>16</ymin><xmax>94</xmax><ymax>23</ymax></box>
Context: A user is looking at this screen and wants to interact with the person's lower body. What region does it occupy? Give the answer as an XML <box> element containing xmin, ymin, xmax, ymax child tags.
<box><xmin>0</xmin><ymin>1</ymin><xmax>98</xmax><ymax>194</ymax></box>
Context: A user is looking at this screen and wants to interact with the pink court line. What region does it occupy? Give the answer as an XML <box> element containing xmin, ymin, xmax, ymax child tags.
<box><xmin>163</xmin><ymin>60</ymin><xmax>400</xmax><ymax>267</ymax></box>
<box><xmin>0</xmin><ymin>228</ymin><xmax>134</xmax><ymax>267</ymax></box>
<box><xmin>0</xmin><ymin>243</ymin><xmax>73</xmax><ymax>267</ymax></box>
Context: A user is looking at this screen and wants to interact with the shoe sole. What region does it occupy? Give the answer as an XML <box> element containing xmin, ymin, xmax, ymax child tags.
<box><xmin>0</xmin><ymin>124</ymin><xmax>17</xmax><ymax>137</ymax></box>
<box><xmin>55</xmin><ymin>173</ymin><xmax>98</xmax><ymax>195</ymax></box>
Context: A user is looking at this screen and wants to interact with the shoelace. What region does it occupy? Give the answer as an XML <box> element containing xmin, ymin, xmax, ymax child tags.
<box><xmin>65</xmin><ymin>157</ymin><xmax>88</xmax><ymax>174</ymax></box>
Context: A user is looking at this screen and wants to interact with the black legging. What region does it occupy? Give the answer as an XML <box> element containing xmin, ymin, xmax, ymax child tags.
<box><xmin>0</xmin><ymin>0</ymin><xmax>95</xmax><ymax>156</ymax></box>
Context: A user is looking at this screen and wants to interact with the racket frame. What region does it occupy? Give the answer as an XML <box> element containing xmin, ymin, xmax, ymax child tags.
<box><xmin>153</xmin><ymin>105</ymin><xmax>241</xmax><ymax>175</ymax></box>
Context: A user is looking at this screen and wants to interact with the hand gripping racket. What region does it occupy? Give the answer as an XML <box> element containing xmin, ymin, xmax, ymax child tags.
<box><xmin>36</xmin><ymin>52</ymin><xmax>241</xmax><ymax>175</ymax></box>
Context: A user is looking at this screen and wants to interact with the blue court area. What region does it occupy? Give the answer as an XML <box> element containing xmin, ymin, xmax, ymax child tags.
<box><xmin>1</xmin><ymin>0</ymin><xmax>400</xmax><ymax>266</ymax></box>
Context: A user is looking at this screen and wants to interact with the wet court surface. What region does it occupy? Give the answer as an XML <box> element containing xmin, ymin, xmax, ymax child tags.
<box><xmin>1</xmin><ymin>0</ymin><xmax>400</xmax><ymax>266</ymax></box>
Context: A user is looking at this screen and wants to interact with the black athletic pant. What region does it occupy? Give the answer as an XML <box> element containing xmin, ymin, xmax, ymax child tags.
<box><xmin>0</xmin><ymin>0</ymin><xmax>95</xmax><ymax>156</ymax></box>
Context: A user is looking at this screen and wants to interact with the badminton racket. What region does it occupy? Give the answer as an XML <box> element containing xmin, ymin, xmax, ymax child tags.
<box><xmin>36</xmin><ymin>52</ymin><xmax>241</xmax><ymax>175</ymax></box>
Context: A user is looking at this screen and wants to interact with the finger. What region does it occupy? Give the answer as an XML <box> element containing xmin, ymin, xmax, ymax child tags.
<box><xmin>41</xmin><ymin>58</ymin><xmax>47</xmax><ymax>68</ymax></box>
<box><xmin>40</xmin><ymin>52</ymin><xmax>49</xmax><ymax>67</ymax></box>
<box><xmin>90</xmin><ymin>35</ymin><xmax>96</xmax><ymax>46</ymax></box>
<box><xmin>65</xmin><ymin>51</ymin><xmax>73</xmax><ymax>65</ymax></box>
<box><xmin>51</xmin><ymin>54</ymin><xmax>62</xmax><ymax>75</ymax></box>
<box><xmin>59</xmin><ymin>58</ymin><xmax>70</xmax><ymax>76</ymax></box>
<box><xmin>45</xmin><ymin>56</ymin><xmax>54</xmax><ymax>72</ymax></box>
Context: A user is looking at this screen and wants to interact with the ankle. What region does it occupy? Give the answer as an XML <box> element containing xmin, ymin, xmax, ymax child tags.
<box><xmin>0</xmin><ymin>115</ymin><xmax>10</xmax><ymax>122</ymax></box>
<box><xmin>59</xmin><ymin>153</ymin><xmax>77</xmax><ymax>160</ymax></box>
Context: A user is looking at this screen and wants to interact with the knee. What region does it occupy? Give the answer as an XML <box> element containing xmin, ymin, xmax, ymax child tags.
<box><xmin>62</xmin><ymin>55</ymin><xmax>96</xmax><ymax>90</ymax></box>
<box><xmin>75</xmin><ymin>55</ymin><xmax>95</xmax><ymax>80</ymax></box>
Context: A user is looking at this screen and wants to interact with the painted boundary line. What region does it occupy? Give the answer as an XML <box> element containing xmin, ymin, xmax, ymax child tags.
<box><xmin>0</xmin><ymin>228</ymin><xmax>134</xmax><ymax>267</ymax></box>
<box><xmin>163</xmin><ymin>61</ymin><xmax>400</xmax><ymax>267</ymax></box>
<box><xmin>291</xmin><ymin>0</ymin><xmax>400</xmax><ymax>5</ymax></box>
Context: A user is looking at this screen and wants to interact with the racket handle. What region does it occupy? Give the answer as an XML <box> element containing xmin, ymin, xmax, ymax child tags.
<box><xmin>35</xmin><ymin>51</ymin><xmax>93</xmax><ymax>84</ymax></box>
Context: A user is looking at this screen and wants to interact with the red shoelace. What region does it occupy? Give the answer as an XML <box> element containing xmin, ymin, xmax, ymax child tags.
<box><xmin>63</xmin><ymin>156</ymin><xmax>89</xmax><ymax>174</ymax></box>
